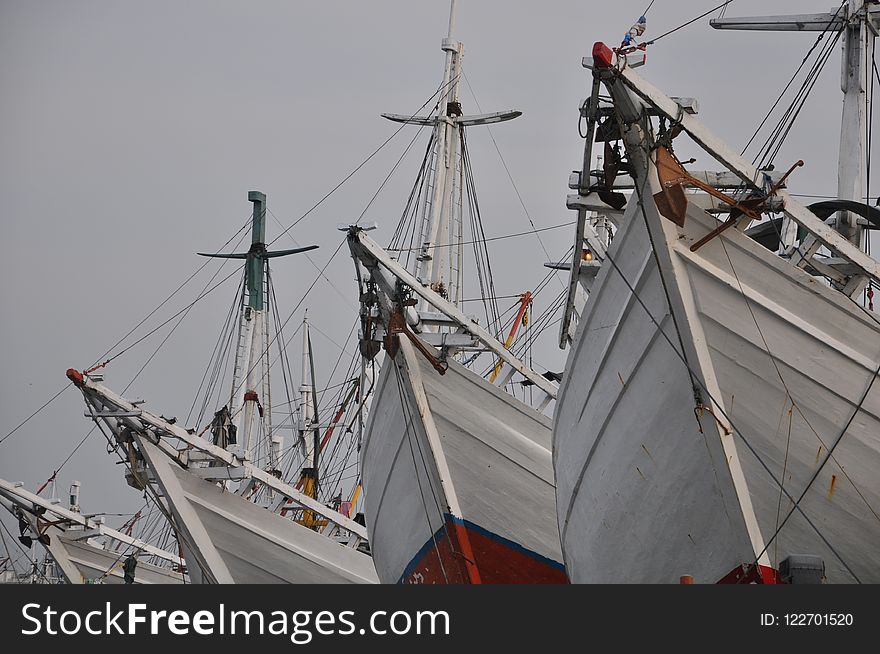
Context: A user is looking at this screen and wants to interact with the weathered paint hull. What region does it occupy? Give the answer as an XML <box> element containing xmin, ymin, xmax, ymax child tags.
<box><xmin>137</xmin><ymin>439</ymin><xmax>378</xmax><ymax>584</ymax></box>
<box><xmin>55</xmin><ymin>533</ymin><xmax>186</xmax><ymax>584</ymax></box>
<box><xmin>554</xmin><ymin>189</ymin><xmax>880</xmax><ymax>583</ymax></box>
<box><xmin>362</xmin><ymin>339</ymin><xmax>566</xmax><ymax>584</ymax></box>
<box><xmin>0</xmin><ymin>496</ymin><xmax>184</xmax><ymax>584</ymax></box>
<box><xmin>402</xmin><ymin>516</ymin><xmax>567</xmax><ymax>584</ymax></box>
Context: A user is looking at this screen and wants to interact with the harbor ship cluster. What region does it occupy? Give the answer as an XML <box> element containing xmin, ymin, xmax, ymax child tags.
<box><xmin>2</xmin><ymin>0</ymin><xmax>878</xmax><ymax>585</ymax></box>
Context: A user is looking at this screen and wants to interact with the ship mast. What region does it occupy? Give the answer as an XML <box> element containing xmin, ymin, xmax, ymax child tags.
<box><xmin>199</xmin><ymin>191</ymin><xmax>317</xmax><ymax>468</ymax></box>
<box><xmin>422</xmin><ymin>0</ymin><xmax>463</xmax><ymax>303</ymax></box>
<box><xmin>234</xmin><ymin>191</ymin><xmax>269</xmax><ymax>456</ymax></box>
<box><xmin>296</xmin><ymin>312</ymin><xmax>321</xmax><ymax>500</ymax></box>
<box><xmin>382</xmin><ymin>0</ymin><xmax>521</xmax><ymax>308</ymax></box>
<box><xmin>711</xmin><ymin>0</ymin><xmax>879</xmax><ymax>248</ymax></box>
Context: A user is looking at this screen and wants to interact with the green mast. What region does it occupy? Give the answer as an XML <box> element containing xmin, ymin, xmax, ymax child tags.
<box><xmin>199</xmin><ymin>191</ymin><xmax>319</xmax><ymax>459</ymax></box>
<box><xmin>246</xmin><ymin>190</ymin><xmax>267</xmax><ymax>311</ymax></box>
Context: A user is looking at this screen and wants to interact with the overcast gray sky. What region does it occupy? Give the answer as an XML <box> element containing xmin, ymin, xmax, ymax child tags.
<box><xmin>1</xmin><ymin>0</ymin><xmax>873</xmax><ymax>560</ymax></box>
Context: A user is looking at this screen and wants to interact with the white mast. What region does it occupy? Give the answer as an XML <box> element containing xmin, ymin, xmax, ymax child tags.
<box><xmin>417</xmin><ymin>0</ymin><xmax>464</xmax><ymax>302</ymax></box>
<box><xmin>68</xmin><ymin>480</ymin><xmax>80</xmax><ymax>513</ymax></box>
<box><xmin>231</xmin><ymin>191</ymin><xmax>268</xmax><ymax>456</ymax></box>
<box><xmin>298</xmin><ymin>312</ymin><xmax>316</xmax><ymax>473</ymax></box>
<box><xmin>838</xmin><ymin>0</ymin><xmax>873</xmax><ymax>246</ymax></box>
<box><xmin>712</xmin><ymin>1</ymin><xmax>879</xmax><ymax>247</ymax></box>
<box><xmin>382</xmin><ymin>0</ymin><xmax>521</xmax><ymax>308</ymax></box>
<box><xmin>427</xmin><ymin>0</ymin><xmax>461</xmax><ymax>300</ymax></box>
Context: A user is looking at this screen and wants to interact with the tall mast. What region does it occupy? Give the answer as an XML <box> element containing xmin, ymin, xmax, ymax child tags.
<box><xmin>419</xmin><ymin>0</ymin><xmax>463</xmax><ymax>302</ymax></box>
<box><xmin>198</xmin><ymin>192</ymin><xmax>318</xmax><ymax>465</ymax></box>
<box><xmin>711</xmin><ymin>1</ymin><xmax>879</xmax><ymax>247</ymax></box>
<box><xmin>306</xmin><ymin>328</ymin><xmax>321</xmax><ymax>499</ymax></box>
<box><xmin>382</xmin><ymin>0</ymin><xmax>521</xmax><ymax>308</ymax></box>
<box><xmin>297</xmin><ymin>312</ymin><xmax>319</xmax><ymax>499</ymax></box>
<box><xmin>234</xmin><ymin>190</ymin><xmax>268</xmax><ymax>455</ymax></box>
<box><xmin>838</xmin><ymin>0</ymin><xmax>874</xmax><ymax>246</ymax></box>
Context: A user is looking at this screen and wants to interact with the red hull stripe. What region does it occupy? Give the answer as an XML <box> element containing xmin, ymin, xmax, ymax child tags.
<box><xmin>717</xmin><ymin>564</ymin><xmax>780</xmax><ymax>584</ymax></box>
<box><xmin>399</xmin><ymin>515</ymin><xmax>568</xmax><ymax>584</ymax></box>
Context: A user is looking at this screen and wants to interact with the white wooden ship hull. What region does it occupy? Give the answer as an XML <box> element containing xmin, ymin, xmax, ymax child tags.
<box><xmin>0</xmin><ymin>494</ymin><xmax>184</xmax><ymax>585</ymax></box>
<box><xmin>136</xmin><ymin>438</ymin><xmax>378</xmax><ymax>584</ymax></box>
<box><xmin>554</xmin><ymin>179</ymin><xmax>880</xmax><ymax>583</ymax></box>
<box><xmin>362</xmin><ymin>339</ymin><xmax>567</xmax><ymax>584</ymax></box>
<box><xmin>51</xmin><ymin>531</ymin><xmax>185</xmax><ymax>584</ymax></box>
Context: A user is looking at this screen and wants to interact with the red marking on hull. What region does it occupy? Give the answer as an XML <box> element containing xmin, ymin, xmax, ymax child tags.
<box><xmin>717</xmin><ymin>564</ymin><xmax>780</xmax><ymax>584</ymax></box>
<box><xmin>402</xmin><ymin>518</ymin><xmax>568</xmax><ymax>584</ymax></box>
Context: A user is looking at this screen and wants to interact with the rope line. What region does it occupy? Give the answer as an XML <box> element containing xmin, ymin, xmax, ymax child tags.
<box><xmin>645</xmin><ymin>1</ymin><xmax>734</xmax><ymax>45</ymax></box>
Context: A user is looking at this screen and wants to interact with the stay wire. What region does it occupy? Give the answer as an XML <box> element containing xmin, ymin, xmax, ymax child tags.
<box><xmin>462</xmin><ymin>72</ymin><xmax>564</xmax><ymax>291</ymax></box>
<box><xmin>387</xmin><ymin>220</ymin><xmax>576</xmax><ymax>252</ymax></box>
<box><xmin>186</xmin><ymin>274</ymin><xmax>245</xmax><ymax>426</ymax></box>
<box><xmin>0</xmin><ymin>217</ymin><xmax>252</xmax><ymax>448</ymax></box>
<box><xmin>0</xmin><ymin>385</ymin><xmax>71</xmax><ymax>446</ymax></box>
<box><xmin>741</xmin><ymin>0</ymin><xmax>846</xmax><ymax>157</ymax></box>
<box><xmin>102</xmin><ymin>215</ymin><xmax>252</xmax><ymax>355</ymax></box>
<box><xmin>45</xmin><ymin>257</ymin><xmax>248</xmax><ymax>479</ymax></box>
<box><xmin>645</xmin><ymin>1</ymin><xmax>735</xmax><ymax>45</ymax></box>
<box><xmin>760</xmin><ymin>28</ymin><xmax>842</xmax><ymax>167</ymax></box>
<box><xmin>269</xmin><ymin>74</ymin><xmax>462</xmax><ymax>247</ymax></box>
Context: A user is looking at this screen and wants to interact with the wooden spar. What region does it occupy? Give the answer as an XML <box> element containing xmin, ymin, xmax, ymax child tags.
<box><xmin>0</xmin><ymin>478</ymin><xmax>180</xmax><ymax>565</ymax></box>
<box><xmin>69</xmin><ymin>371</ymin><xmax>370</xmax><ymax>541</ymax></box>
<box><xmin>349</xmin><ymin>483</ymin><xmax>362</xmax><ymax>509</ymax></box>
<box><xmin>710</xmin><ymin>12</ymin><xmax>849</xmax><ymax>32</ymax></box>
<box><xmin>199</xmin><ymin>192</ymin><xmax>317</xmax><ymax>461</ymax></box>
<box><xmin>320</xmin><ymin>380</ymin><xmax>359</xmax><ymax>453</ymax></box>
<box><xmin>560</xmin><ymin>76</ymin><xmax>602</xmax><ymax>349</ymax></box>
<box><xmin>347</xmin><ymin>229</ymin><xmax>558</xmax><ymax>399</ymax></box>
<box><xmin>604</xmin><ymin>60</ymin><xmax>880</xmax><ymax>287</ymax></box>
<box><xmin>489</xmin><ymin>292</ymin><xmax>532</xmax><ymax>383</ymax></box>
<box><xmin>382</xmin><ymin>110</ymin><xmax>521</xmax><ymax>127</ymax></box>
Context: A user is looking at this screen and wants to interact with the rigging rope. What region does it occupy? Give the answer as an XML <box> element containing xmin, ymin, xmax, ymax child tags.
<box><xmin>462</xmin><ymin>73</ymin><xmax>565</xmax><ymax>291</ymax></box>
<box><xmin>0</xmin><ymin>520</ymin><xmax>49</xmax><ymax>583</ymax></box>
<box><xmin>754</xmin><ymin>360</ymin><xmax>880</xmax><ymax>574</ymax></box>
<box><xmin>269</xmin><ymin>74</ymin><xmax>463</xmax><ymax>247</ymax></box>
<box><xmin>644</xmin><ymin>1</ymin><xmax>734</xmax><ymax>46</ymax></box>
<box><xmin>741</xmin><ymin>1</ymin><xmax>847</xmax><ymax>158</ymax></box>
<box><xmin>0</xmin><ymin>385</ymin><xmax>71</xmax><ymax>446</ymax></box>
<box><xmin>461</xmin><ymin>127</ymin><xmax>503</xmax><ymax>337</ymax></box>
<box><xmin>387</xmin><ymin>220</ymin><xmax>576</xmax><ymax>252</ymax></box>
<box><xmin>757</xmin><ymin>28</ymin><xmax>843</xmax><ymax>168</ymax></box>
<box><xmin>186</xmin><ymin>275</ymin><xmax>245</xmax><ymax>426</ymax></box>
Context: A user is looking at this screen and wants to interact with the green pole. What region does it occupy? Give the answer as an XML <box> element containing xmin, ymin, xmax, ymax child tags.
<box><xmin>247</xmin><ymin>190</ymin><xmax>267</xmax><ymax>310</ymax></box>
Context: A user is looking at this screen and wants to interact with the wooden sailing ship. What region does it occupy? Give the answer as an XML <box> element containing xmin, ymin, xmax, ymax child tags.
<box><xmin>68</xmin><ymin>191</ymin><xmax>378</xmax><ymax>584</ymax></box>
<box><xmin>347</xmin><ymin>0</ymin><xmax>567</xmax><ymax>584</ymax></box>
<box><xmin>554</xmin><ymin>3</ymin><xmax>880</xmax><ymax>583</ymax></box>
